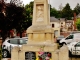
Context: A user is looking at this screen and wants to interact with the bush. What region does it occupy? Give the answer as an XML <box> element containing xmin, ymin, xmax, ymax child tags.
<box><xmin>76</xmin><ymin>18</ymin><xmax>80</xmax><ymax>31</ymax></box>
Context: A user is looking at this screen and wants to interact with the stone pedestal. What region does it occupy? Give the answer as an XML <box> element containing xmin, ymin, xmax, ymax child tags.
<box><xmin>11</xmin><ymin>47</ymin><xmax>19</xmax><ymax>60</ymax></box>
<box><xmin>27</xmin><ymin>25</ymin><xmax>55</xmax><ymax>45</ymax></box>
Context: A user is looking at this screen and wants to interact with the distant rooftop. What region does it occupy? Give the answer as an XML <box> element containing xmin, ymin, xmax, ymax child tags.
<box><xmin>50</xmin><ymin>17</ymin><xmax>59</xmax><ymax>22</ymax></box>
<box><xmin>65</xmin><ymin>20</ymin><xmax>73</xmax><ymax>23</ymax></box>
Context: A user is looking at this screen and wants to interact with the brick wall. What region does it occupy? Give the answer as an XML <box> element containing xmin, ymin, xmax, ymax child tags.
<box><xmin>60</xmin><ymin>32</ymin><xmax>70</xmax><ymax>37</ymax></box>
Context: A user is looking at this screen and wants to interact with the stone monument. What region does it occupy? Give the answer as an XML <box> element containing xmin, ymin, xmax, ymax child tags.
<box><xmin>11</xmin><ymin>0</ymin><xmax>69</xmax><ymax>60</ymax></box>
<box><xmin>27</xmin><ymin>0</ymin><xmax>55</xmax><ymax>45</ymax></box>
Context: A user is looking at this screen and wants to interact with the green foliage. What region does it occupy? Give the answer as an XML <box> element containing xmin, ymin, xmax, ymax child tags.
<box><xmin>0</xmin><ymin>0</ymin><xmax>30</xmax><ymax>40</ymax></box>
<box><xmin>61</xmin><ymin>3</ymin><xmax>73</xmax><ymax>20</ymax></box>
<box><xmin>74</xmin><ymin>3</ymin><xmax>80</xmax><ymax>15</ymax></box>
<box><xmin>76</xmin><ymin>18</ymin><xmax>80</xmax><ymax>31</ymax></box>
<box><xmin>50</xmin><ymin>8</ymin><xmax>59</xmax><ymax>18</ymax></box>
<box><xmin>24</xmin><ymin>1</ymin><xmax>33</xmax><ymax>28</ymax></box>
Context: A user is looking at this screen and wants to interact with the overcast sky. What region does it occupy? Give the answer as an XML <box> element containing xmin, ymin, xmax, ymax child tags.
<box><xmin>22</xmin><ymin>0</ymin><xmax>80</xmax><ymax>10</ymax></box>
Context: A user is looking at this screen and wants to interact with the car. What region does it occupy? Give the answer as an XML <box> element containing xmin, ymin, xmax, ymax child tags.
<box><xmin>56</xmin><ymin>35</ymin><xmax>64</xmax><ymax>43</ymax></box>
<box><xmin>2</xmin><ymin>38</ymin><xmax>28</xmax><ymax>58</ymax></box>
<box><xmin>59</xmin><ymin>33</ymin><xmax>80</xmax><ymax>45</ymax></box>
<box><xmin>67</xmin><ymin>41</ymin><xmax>80</xmax><ymax>56</ymax></box>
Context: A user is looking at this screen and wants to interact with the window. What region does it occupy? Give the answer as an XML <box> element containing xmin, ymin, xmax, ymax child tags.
<box><xmin>75</xmin><ymin>42</ymin><xmax>80</xmax><ymax>47</ymax></box>
<box><xmin>8</xmin><ymin>39</ymin><xmax>18</xmax><ymax>44</ymax></box>
<box><xmin>61</xmin><ymin>22</ymin><xmax>63</xmax><ymax>24</ymax></box>
<box><xmin>20</xmin><ymin>39</ymin><xmax>27</xmax><ymax>45</ymax></box>
<box><xmin>52</xmin><ymin>24</ymin><xmax>54</xmax><ymax>27</ymax></box>
<box><xmin>66</xmin><ymin>35</ymin><xmax>73</xmax><ymax>39</ymax></box>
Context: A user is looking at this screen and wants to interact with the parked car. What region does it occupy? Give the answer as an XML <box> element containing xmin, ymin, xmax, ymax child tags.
<box><xmin>2</xmin><ymin>38</ymin><xmax>28</xmax><ymax>58</ymax></box>
<box><xmin>67</xmin><ymin>42</ymin><xmax>80</xmax><ymax>56</ymax></box>
<box><xmin>56</xmin><ymin>35</ymin><xmax>64</xmax><ymax>43</ymax></box>
<box><xmin>59</xmin><ymin>33</ymin><xmax>80</xmax><ymax>45</ymax></box>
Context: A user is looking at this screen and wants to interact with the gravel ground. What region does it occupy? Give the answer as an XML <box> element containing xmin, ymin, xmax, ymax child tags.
<box><xmin>69</xmin><ymin>58</ymin><xmax>80</xmax><ymax>60</ymax></box>
<box><xmin>2</xmin><ymin>57</ymin><xmax>80</xmax><ymax>60</ymax></box>
<box><xmin>2</xmin><ymin>58</ymin><xmax>11</xmax><ymax>60</ymax></box>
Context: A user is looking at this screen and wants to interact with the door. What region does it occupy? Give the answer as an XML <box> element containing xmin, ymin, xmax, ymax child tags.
<box><xmin>72</xmin><ymin>42</ymin><xmax>80</xmax><ymax>55</ymax></box>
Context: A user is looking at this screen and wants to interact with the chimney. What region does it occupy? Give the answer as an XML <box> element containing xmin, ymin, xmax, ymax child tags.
<box><xmin>73</xmin><ymin>13</ymin><xmax>77</xmax><ymax>31</ymax></box>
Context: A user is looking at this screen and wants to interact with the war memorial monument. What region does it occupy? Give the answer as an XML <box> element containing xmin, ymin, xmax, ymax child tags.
<box><xmin>11</xmin><ymin>0</ymin><xmax>69</xmax><ymax>60</ymax></box>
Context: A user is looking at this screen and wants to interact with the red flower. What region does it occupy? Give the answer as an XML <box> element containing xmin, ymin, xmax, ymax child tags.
<box><xmin>48</xmin><ymin>53</ymin><xmax>51</xmax><ymax>57</ymax></box>
<box><xmin>39</xmin><ymin>57</ymin><xmax>42</xmax><ymax>60</ymax></box>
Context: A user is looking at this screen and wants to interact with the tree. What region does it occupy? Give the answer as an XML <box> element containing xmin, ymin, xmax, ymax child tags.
<box><xmin>50</xmin><ymin>7</ymin><xmax>58</xmax><ymax>18</ymax></box>
<box><xmin>61</xmin><ymin>3</ymin><xmax>73</xmax><ymax>20</ymax></box>
<box><xmin>76</xmin><ymin>18</ymin><xmax>80</xmax><ymax>31</ymax></box>
<box><xmin>6</xmin><ymin>0</ymin><xmax>28</xmax><ymax>38</ymax></box>
<box><xmin>6</xmin><ymin>0</ymin><xmax>33</xmax><ymax>38</ymax></box>
<box><xmin>74</xmin><ymin>3</ymin><xmax>80</xmax><ymax>15</ymax></box>
<box><xmin>24</xmin><ymin>1</ymin><xmax>33</xmax><ymax>28</ymax></box>
<box><xmin>6</xmin><ymin>0</ymin><xmax>31</xmax><ymax>37</ymax></box>
<box><xmin>0</xmin><ymin>1</ymin><xmax>8</xmax><ymax>42</ymax></box>
<box><xmin>0</xmin><ymin>0</ymin><xmax>29</xmax><ymax>42</ymax></box>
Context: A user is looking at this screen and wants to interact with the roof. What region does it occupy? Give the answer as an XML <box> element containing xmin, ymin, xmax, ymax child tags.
<box><xmin>77</xmin><ymin>13</ymin><xmax>80</xmax><ymax>18</ymax></box>
<box><xmin>65</xmin><ymin>20</ymin><xmax>73</xmax><ymax>23</ymax></box>
<box><xmin>50</xmin><ymin>17</ymin><xmax>60</xmax><ymax>22</ymax></box>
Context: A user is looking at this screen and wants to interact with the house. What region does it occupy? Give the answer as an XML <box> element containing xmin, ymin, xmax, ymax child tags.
<box><xmin>65</xmin><ymin>20</ymin><xmax>74</xmax><ymax>31</ymax></box>
<box><xmin>50</xmin><ymin>17</ymin><xmax>60</xmax><ymax>37</ymax></box>
<box><xmin>59</xmin><ymin>18</ymin><xmax>74</xmax><ymax>32</ymax></box>
<box><xmin>59</xmin><ymin>18</ymin><xmax>66</xmax><ymax>32</ymax></box>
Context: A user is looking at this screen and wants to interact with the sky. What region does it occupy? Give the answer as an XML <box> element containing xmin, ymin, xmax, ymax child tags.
<box><xmin>22</xmin><ymin>0</ymin><xmax>80</xmax><ymax>10</ymax></box>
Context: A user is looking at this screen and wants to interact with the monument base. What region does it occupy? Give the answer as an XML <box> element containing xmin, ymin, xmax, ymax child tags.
<box><xmin>27</xmin><ymin>25</ymin><xmax>55</xmax><ymax>45</ymax></box>
<box><xmin>11</xmin><ymin>44</ymin><xmax>69</xmax><ymax>60</ymax></box>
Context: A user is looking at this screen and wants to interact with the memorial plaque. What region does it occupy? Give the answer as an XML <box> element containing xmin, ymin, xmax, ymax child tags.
<box><xmin>25</xmin><ymin>51</ymin><xmax>36</xmax><ymax>60</ymax></box>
